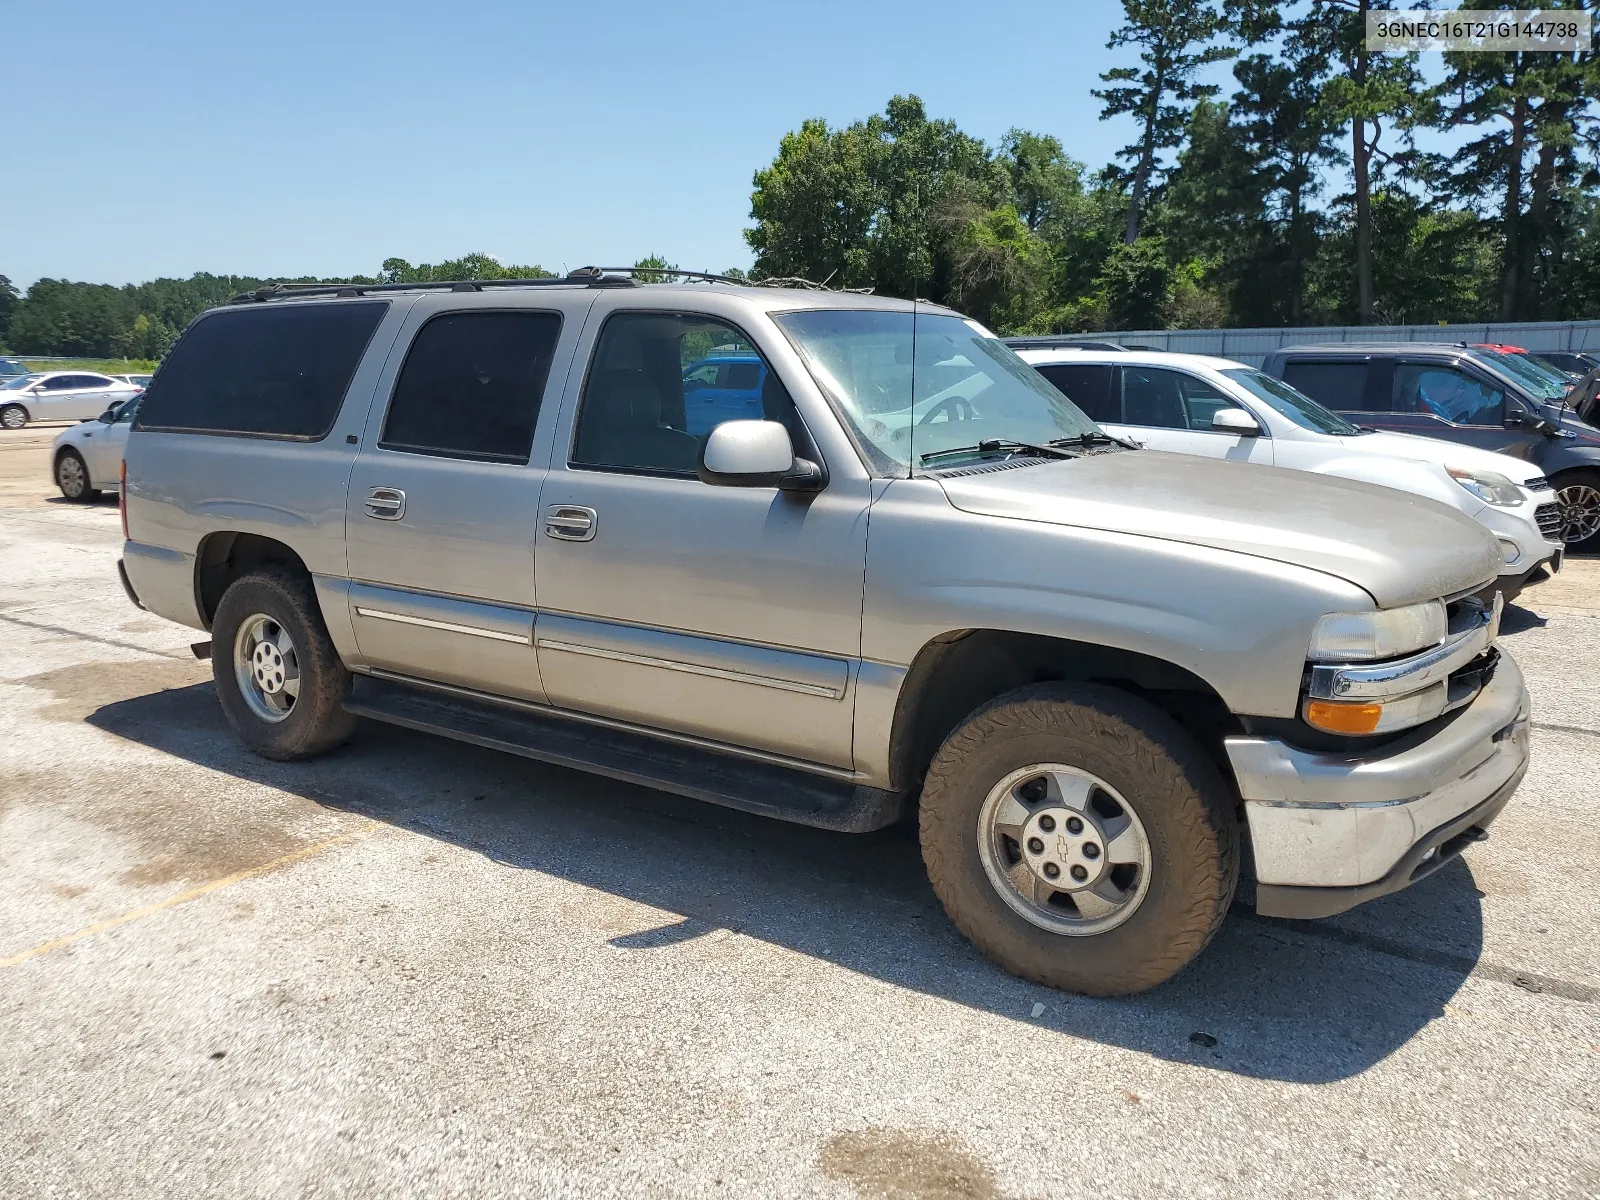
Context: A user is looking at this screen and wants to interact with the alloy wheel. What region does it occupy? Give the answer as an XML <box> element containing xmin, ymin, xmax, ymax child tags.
<box><xmin>233</xmin><ymin>613</ymin><xmax>301</xmax><ymax>723</ymax></box>
<box><xmin>976</xmin><ymin>763</ymin><xmax>1152</xmax><ymax>936</ymax></box>
<box><xmin>1557</xmin><ymin>483</ymin><xmax>1600</xmax><ymax>545</ymax></box>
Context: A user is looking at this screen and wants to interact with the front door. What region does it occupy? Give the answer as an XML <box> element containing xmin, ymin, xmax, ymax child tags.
<box><xmin>534</xmin><ymin>308</ymin><xmax>869</xmax><ymax>770</ymax></box>
<box><xmin>1106</xmin><ymin>365</ymin><xmax>1274</xmax><ymax>464</ymax></box>
<box><xmin>344</xmin><ymin>303</ymin><xmax>580</xmax><ymax>702</ymax></box>
<box><xmin>1362</xmin><ymin>359</ymin><xmax>1545</xmax><ymax>463</ymax></box>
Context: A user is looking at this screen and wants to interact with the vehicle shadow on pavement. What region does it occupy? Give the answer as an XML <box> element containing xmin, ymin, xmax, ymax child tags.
<box><xmin>87</xmin><ymin>681</ymin><xmax>1490</xmax><ymax>1085</ymax></box>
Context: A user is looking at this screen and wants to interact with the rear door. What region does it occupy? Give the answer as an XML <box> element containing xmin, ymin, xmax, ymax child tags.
<box><xmin>59</xmin><ymin>374</ymin><xmax>125</xmax><ymax>420</ymax></box>
<box><xmin>343</xmin><ymin>296</ymin><xmax>590</xmax><ymax>702</ymax></box>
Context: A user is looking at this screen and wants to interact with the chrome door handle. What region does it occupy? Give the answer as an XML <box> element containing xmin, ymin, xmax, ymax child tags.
<box><xmin>365</xmin><ymin>486</ymin><xmax>406</xmax><ymax>520</ymax></box>
<box><xmin>545</xmin><ymin>504</ymin><xmax>596</xmax><ymax>541</ymax></box>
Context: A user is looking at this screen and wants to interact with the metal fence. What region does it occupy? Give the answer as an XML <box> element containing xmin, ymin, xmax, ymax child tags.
<box><xmin>1064</xmin><ymin>320</ymin><xmax>1600</xmax><ymax>367</ymax></box>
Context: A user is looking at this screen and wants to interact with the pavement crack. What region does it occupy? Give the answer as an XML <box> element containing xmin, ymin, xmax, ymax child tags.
<box><xmin>1531</xmin><ymin>720</ymin><xmax>1600</xmax><ymax>740</ymax></box>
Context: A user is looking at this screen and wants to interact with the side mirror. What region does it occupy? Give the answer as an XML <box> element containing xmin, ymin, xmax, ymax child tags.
<box><xmin>99</xmin><ymin>405</ymin><xmax>120</xmax><ymax>423</ymax></box>
<box><xmin>1212</xmin><ymin>407</ymin><xmax>1262</xmax><ymax>436</ymax></box>
<box><xmin>1505</xmin><ymin>408</ymin><xmax>1557</xmax><ymax>435</ymax></box>
<box><xmin>698</xmin><ymin>420</ymin><xmax>825</xmax><ymax>492</ymax></box>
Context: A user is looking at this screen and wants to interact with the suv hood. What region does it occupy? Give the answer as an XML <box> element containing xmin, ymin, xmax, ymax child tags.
<box><xmin>1337</xmin><ymin>430</ymin><xmax>1545</xmax><ymax>483</ymax></box>
<box><xmin>937</xmin><ymin>450</ymin><xmax>1502</xmax><ymax>608</ymax></box>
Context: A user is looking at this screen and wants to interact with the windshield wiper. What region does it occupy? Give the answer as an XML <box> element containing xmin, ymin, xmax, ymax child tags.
<box><xmin>1049</xmin><ymin>431</ymin><xmax>1141</xmax><ymax>451</ymax></box>
<box><xmin>919</xmin><ymin>438</ymin><xmax>1078</xmax><ymax>464</ymax></box>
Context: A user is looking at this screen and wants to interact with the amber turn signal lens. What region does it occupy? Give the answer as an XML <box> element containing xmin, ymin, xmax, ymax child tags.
<box><xmin>1305</xmin><ymin>699</ymin><xmax>1384</xmax><ymax>735</ymax></box>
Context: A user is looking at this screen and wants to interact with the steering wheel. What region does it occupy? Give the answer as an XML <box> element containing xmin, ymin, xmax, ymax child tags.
<box><xmin>919</xmin><ymin>395</ymin><xmax>976</xmax><ymax>425</ymax></box>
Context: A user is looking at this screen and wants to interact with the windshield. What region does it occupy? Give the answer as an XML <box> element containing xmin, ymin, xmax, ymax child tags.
<box><xmin>0</xmin><ymin>375</ymin><xmax>35</xmax><ymax>390</ymax></box>
<box><xmin>1220</xmin><ymin>368</ymin><xmax>1362</xmax><ymax>435</ymax></box>
<box><xmin>1471</xmin><ymin>349</ymin><xmax>1570</xmax><ymax>402</ymax></box>
<box><xmin>772</xmin><ymin>309</ymin><xmax>1102</xmax><ymax>473</ymax></box>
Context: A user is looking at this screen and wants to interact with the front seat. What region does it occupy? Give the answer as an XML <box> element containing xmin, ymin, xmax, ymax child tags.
<box><xmin>578</xmin><ymin>368</ymin><xmax>701</xmax><ymax>473</ymax></box>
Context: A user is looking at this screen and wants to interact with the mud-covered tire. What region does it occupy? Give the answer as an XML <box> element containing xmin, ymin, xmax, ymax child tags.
<box><xmin>212</xmin><ymin>568</ymin><xmax>356</xmax><ymax>761</ymax></box>
<box><xmin>919</xmin><ymin>682</ymin><xmax>1239</xmax><ymax>997</ymax></box>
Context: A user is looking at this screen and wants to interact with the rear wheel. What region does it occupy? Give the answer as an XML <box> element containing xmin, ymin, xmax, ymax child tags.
<box><xmin>0</xmin><ymin>404</ymin><xmax>26</xmax><ymax>430</ymax></box>
<box><xmin>54</xmin><ymin>449</ymin><xmax>99</xmax><ymax>501</ymax></box>
<box><xmin>1553</xmin><ymin>470</ymin><xmax>1600</xmax><ymax>553</ymax></box>
<box><xmin>919</xmin><ymin>682</ymin><xmax>1239</xmax><ymax>997</ymax></box>
<box><xmin>212</xmin><ymin>568</ymin><xmax>356</xmax><ymax>760</ymax></box>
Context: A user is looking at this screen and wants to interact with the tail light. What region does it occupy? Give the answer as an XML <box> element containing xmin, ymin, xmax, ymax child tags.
<box><xmin>120</xmin><ymin>459</ymin><xmax>129</xmax><ymax>540</ymax></box>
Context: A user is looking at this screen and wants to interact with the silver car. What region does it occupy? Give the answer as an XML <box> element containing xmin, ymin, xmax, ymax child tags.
<box><xmin>0</xmin><ymin>370</ymin><xmax>141</xmax><ymax>428</ymax></box>
<box><xmin>119</xmin><ymin>272</ymin><xmax>1527</xmax><ymax>996</ymax></box>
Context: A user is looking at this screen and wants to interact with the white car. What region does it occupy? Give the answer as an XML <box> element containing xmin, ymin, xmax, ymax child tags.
<box><xmin>1016</xmin><ymin>348</ymin><xmax>1563</xmax><ymax>601</ymax></box>
<box><xmin>0</xmin><ymin>371</ymin><xmax>142</xmax><ymax>429</ymax></box>
<box><xmin>51</xmin><ymin>395</ymin><xmax>140</xmax><ymax>500</ymax></box>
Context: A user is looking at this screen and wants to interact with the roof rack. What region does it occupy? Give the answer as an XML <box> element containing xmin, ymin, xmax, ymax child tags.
<box><xmin>1003</xmin><ymin>337</ymin><xmax>1129</xmax><ymax>351</ymax></box>
<box><xmin>228</xmin><ymin>265</ymin><xmax>855</xmax><ymax>304</ymax></box>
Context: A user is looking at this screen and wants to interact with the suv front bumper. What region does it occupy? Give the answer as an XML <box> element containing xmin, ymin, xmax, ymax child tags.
<box><xmin>1225</xmin><ymin>652</ymin><xmax>1530</xmax><ymax>919</ymax></box>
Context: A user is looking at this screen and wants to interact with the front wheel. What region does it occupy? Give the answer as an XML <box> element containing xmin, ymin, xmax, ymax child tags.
<box><xmin>0</xmin><ymin>404</ymin><xmax>26</xmax><ymax>430</ymax></box>
<box><xmin>55</xmin><ymin>449</ymin><xmax>100</xmax><ymax>501</ymax></box>
<box><xmin>919</xmin><ymin>683</ymin><xmax>1239</xmax><ymax>997</ymax></box>
<box><xmin>1552</xmin><ymin>470</ymin><xmax>1600</xmax><ymax>554</ymax></box>
<box><xmin>212</xmin><ymin>568</ymin><xmax>357</xmax><ymax>760</ymax></box>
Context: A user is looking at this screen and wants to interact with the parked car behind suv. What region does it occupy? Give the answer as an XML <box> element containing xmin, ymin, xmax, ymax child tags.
<box><xmin>52</xmin><ymin>395</ymin><xmax>140</xmax><ymax>500</ymax></box>
<box><xmin>121</xmin><ymin>273</ymin><xmax>1528</xmax><ymax>996</ymax></box>
<box><xmin>1262</xmin><ymin>343</ymin><xmax>1600</xmax><ymax>551</ymax></box>
<box><xmin>0</xmin><ymin>370</ymin><xmax>141</xmax><ymax>428</ymax></box>
<box><xmin>1012</xmin><ymin>346</ymin><xmax>1564</xmax><ymax>602</ymax></box>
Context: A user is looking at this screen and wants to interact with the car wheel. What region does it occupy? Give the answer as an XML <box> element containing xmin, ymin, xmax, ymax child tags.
<box><xmin>919</xmin><ymin>682</ymin><xmax>1239</xmax><ymax>997</ymax></box>
<box><xmin>54</xmin><ymin>448</ymin><xmax>100</xmax><ymax>501</ymax></box>
<box><xmin>1552</xmin><ymin>470</ymin><xmax>1600</xmax><ymax>553</ymax></box>
<box><xmin>0</xmin><ymin>404</ymin><xmax>26</xmax><ymax>430</ymax></box>
<box><xmin>212</xmin><ymin>568</ymin><xmax>357</xmax><ymax>761</ymax></box>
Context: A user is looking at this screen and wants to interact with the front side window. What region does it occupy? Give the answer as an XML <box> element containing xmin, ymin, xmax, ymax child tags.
<box><xmin>1393</xmin><ymin>364</ymin><xmax>1505</xmax><ymax>426</ymax></box>
<box><xmin>774</xmin><ymin>309</ymin><xmax>1100</xmax><ymax>473</ymax></box>
<box><xmin>1221</xmin><ymin>368</ymin><xmax>1361</xmax><ymax>435</ymax></box>
<box><xmin>137</xmin><ymin>301</ymin><xmax>389</xmax><ymax>438</ymax></box>
<box><xmin>572</xmin><ymin>313</ymin><xmax>796</xmax><ymax>476</ymax></box>
<box><xmin>380</xmin><ymin>311</ymin><xmax>561</xmax><ymax>463</ymax></box>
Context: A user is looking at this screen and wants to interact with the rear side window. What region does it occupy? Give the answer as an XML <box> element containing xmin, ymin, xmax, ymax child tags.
<box><xmin>380</xmin><ymin>311</ymin><xmax>563</xmax><ymax>463</ymax></box>
<box><xmin>136</xmin><ymin>301</ymin><xmax>388</xmax><ymax>438</ymax></box>
<box><xmin>1035</xmin><ymin>364</ymin><xmax>1117</xmax><ymax>422</ymax></box>
<box><xmin>1281</xmin><ymin>361</ymin><xmax>1369</xmax><ymax>411</ymax></box>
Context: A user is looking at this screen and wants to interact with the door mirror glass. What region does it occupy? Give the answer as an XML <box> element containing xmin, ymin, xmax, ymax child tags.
<box><xmin>1211</xmin><ymin>407</ymin><xmax>1261</xmax><ymax>435</ymax></box>
<box><xmin>699</xmin><ymin>420</ymin><xmax>795</xmax><ymax>487</ymax></box>
<box><xmin>98</xmin><ymin>408</ymin><xmax>117</xmax><ymax>423</ymax></box>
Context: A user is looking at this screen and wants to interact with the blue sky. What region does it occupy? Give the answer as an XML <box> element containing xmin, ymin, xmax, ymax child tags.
<box><xmin>4</xmin><ymin>1</ymin><xmax>1437</xmax><ymax>290</ymax></box>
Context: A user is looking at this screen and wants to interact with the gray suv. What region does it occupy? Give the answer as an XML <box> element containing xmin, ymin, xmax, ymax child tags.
<box><xmin>120</xmin><ymin>273</ymin><xmax>1529</xmax><ymax>995</ymax></box>
<box><xmin>1263</xmin><ymin>343</ymin><xmax>1600</xmax><ymax>551</ymax></box>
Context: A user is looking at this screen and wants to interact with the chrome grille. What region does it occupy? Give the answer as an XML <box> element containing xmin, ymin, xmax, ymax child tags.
<box><xmin>1535</xmin><ymin>503</ymin><xmax>1563</xmax><ymax>541</ymax></box>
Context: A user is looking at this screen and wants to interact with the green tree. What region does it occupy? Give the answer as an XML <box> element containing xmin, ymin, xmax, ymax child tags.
<box><xmin>1099</xmin><ymin>237</ymin><xmax>1175</xmax><ymax>328</ymax></box>
<box><xmin>1434</xmin><ymin>13</ymin><xmax>1600</xmax><ymax>319</ymax></box>
<box><xmin>1300</xmin><ymin>0</ymin><xmax>1427</xmax><ymax>323</ymax></box>
<box><xmin>378</xmin><ymin>253</ymin><xmax>552</xmax><ymax>283</ymax></box>
<box><xmin>1093</xmin><ymin>0</ymin><xmax>1237</xmax><ymax>245</ymax></box>
<box><xmin>0</xmin><ymin>274</ymin><xmax>18</xmax><ymax>348</ymax></box>
<box><xmin>632</xmin><ymin>254</ymin><xmax>678</xmax><ymax>284</ymax></box>
<box><xmin>746</xmin><ymin>95</ymin><xmax>1005</xmax><ymax>299</ymax></box>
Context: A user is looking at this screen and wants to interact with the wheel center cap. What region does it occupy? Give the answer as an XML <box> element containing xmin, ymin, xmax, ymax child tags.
<box><xmin>1019</xmin><ymin>807</ymin><xmax>1107</xmax><ymax>890</ymax></box>
<box><xmin>252</xmin><ymin>643</ymin><xmax>286</xmax><ymax>694</ymax></box>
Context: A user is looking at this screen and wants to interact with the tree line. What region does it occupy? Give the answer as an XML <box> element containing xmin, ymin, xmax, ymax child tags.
<box><xmin>3</xmin><ymin>0</ymin><xmax>1597</xmax><ymax>357</ymax></box>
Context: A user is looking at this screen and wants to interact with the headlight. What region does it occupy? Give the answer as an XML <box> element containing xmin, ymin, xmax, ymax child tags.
<box><xmin>1447</xmin><ymin>466</ymin><xmax>1525</xmax><ymax>507</ymax></box>
<box><xmin>1307</xmin><ymin>600</ymin><xmax>1447</xmax><ymax>662</ymax></box>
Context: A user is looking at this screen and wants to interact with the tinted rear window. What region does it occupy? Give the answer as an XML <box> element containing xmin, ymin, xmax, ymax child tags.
<box><xmin>380</xmin><ymin>311</ymin><xmax>562</xmax><ymax>463</ymax></box>
<box><xmin>136</xmin><ymin>301</ymin><xmax>388</xmax><ymax>438</ymax></box>
<box><xmin>1280</xmin><ymin>361</ymin><xmax>1370</xmax><ymax>411</ymax></box>
<box><xmin>1035</xmin><ymin>363</ymin><xmax>1117</xmax><ymax>422</ymax></box>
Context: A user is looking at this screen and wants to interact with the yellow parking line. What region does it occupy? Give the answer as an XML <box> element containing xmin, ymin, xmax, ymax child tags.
<box><xmin>0</xmin><ymin>820</ymin><xmax>381</xmax><ymax>969</ymax></box>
